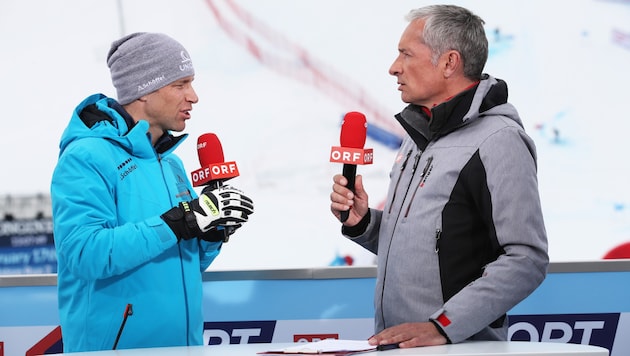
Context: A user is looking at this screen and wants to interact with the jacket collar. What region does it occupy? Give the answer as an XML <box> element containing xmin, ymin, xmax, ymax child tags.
<box><xmin>395</xmin><ymin>75</ymin><xmax>509</xmax><ymax>149</ymax></box>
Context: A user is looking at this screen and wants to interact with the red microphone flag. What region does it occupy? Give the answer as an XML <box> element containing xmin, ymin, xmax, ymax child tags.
<box><xmin>191</xmin><ymin>133</ymin><xmax>240</xmax><ymax>187</ymax></box>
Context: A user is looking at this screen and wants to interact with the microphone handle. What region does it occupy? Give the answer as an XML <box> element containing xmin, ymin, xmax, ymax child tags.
<box><xmin>207</xmin><ymin>180</ymin><xmax>232</xmax><ymax>242</ymax></box>
<box><xmin>340</xmin><ymin>164</ymin><xmax>357</xmax><ymax>223</ymax></box>
<box><xmin>208</xmin><ymin>180</ymin><xmax>222</xmax><ymax>190</ymax></box>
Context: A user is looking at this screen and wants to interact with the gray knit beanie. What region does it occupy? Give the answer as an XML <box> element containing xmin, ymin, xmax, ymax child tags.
<box><xmin>107</xmin><ymin>32</ymin><xmax>195</xmax><ymax>105</ymax></box>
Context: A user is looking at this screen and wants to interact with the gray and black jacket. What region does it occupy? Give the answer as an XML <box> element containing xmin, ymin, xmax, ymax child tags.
<box><xmin>345</xmin><ymin>75</ymin><xmax>549</xmax><ymax>343</ymax></box>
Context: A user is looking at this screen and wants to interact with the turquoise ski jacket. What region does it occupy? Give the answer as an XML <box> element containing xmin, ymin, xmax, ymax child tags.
<box><xmin>51</xmin><ymin>93</ymin><xmax>221</xmax><ymax>352</ymax></box>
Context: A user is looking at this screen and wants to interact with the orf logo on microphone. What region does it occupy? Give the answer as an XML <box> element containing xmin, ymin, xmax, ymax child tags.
<box><xmin>330</xmin><ymin>147</ymin><xmax>373</xmax><ymax>165</ymax></box>
<box><xmin>191</xmin><ymin>161</ymin><xmax>240</xmax><ymax>187</ymax></box>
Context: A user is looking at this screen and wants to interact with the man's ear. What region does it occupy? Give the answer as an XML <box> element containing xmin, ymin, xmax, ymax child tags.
<box><xmin>442</xmin><ymin>50</ymin><xmax>461</xmax><ymax>78</ymax></box>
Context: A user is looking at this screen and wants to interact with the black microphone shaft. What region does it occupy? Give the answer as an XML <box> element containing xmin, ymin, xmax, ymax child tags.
<box><xmin>340</xmin><ymin>164</ymin><xmax>357</xmax><ymax>223</ymax></box>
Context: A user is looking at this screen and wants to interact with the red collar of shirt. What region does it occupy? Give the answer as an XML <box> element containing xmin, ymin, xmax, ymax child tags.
<box><xmin>421</xmin><ymin>81</ymin><xmax>480</xmax><ymax>119</ymax></box>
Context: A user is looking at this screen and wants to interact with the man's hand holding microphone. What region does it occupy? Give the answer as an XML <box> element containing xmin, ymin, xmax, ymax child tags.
<box><xmin>329</xmin><ymin>112</ymin><xmax>372</xmax><ymax>226</ymax></box>
<box><xmin>161</xmin><ymin>184</ymin><xmax>254</xmax><ymax>242</ymax></box>
<box><xmin>162</xmin><ymin>132</ymin><xmax>254</xmax><ymax>242</ymax></box>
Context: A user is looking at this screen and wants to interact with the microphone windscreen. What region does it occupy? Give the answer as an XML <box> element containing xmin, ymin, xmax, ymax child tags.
<box><xmin>197</xmin><ymin>133</ymin><xmax>225</xmax><ymax>167</ymax></box>
<box><xmin>340</xmin><ymin>112</ymin><xmax>367</xmax><ymax>149</ymax></box>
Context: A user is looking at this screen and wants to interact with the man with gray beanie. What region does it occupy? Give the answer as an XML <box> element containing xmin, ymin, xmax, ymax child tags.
<box><xmin>51</xmin><ymin>32</ymin><xmax>255</xmax><ymax>352</ymax></box>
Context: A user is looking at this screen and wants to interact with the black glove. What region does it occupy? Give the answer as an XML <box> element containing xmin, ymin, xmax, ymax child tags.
<box><xmin>161</xmin><ymin>185</ymin><xmax>254</xmax><ymax>241</ymax></box>
<box><xmin>198</xmin><ymin>224</ymin><xmax>241</xmax><ymax>242</ymax></box>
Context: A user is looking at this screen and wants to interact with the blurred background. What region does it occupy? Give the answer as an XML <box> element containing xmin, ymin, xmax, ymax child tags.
<box><xmin>1</xmin><ymin>0</ymin><xmax>629</xmax><ymax>272</ymax></box>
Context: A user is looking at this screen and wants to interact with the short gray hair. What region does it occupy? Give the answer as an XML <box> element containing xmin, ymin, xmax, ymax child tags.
<box><xmin>406</xmin><ymin>5</ymin><xmax>488</xmax><ymax>80</ymax></box>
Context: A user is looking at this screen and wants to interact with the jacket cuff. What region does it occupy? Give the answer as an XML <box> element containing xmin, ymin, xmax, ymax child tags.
<box><xmin>341</xmin><ymin>209</ymin><xmax>371</xmax><ymax>237</ymax></box>
<box><xmin>429</xmin><ymin>309</ymin><xmax>452</xmax><ymax>344</ymax></box>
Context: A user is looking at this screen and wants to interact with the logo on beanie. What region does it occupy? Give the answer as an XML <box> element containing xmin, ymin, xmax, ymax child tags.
<box><xmin>180</xmin><ymin>51</ymin><xmax>193</xmax><ymax>72</ymax></box>
<box><xmin>138</xmin><ymin>75</ymin><xmax>166</xmax><ymax>93</ymax></box>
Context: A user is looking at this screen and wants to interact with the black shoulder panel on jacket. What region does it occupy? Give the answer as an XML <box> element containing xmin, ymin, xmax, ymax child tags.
<box><xmin>438</xmin><ymin>150</ymin><xmax>503</xmax><ymax>302</ymax></box>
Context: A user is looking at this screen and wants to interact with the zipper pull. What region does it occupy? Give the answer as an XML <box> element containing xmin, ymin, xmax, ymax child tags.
<box><xmin>410</xmin><ymin>154</ymin><xmax>421</xmax><ymax>174</ymax></box>
<box><xmin>435</xmin><ymin>229</ymin><xmax>442</xmax><ymax>253</ymax></box>
<box><xmin>400</xmin><ymin>149</ymin><xmax>413</xmax><ymax>171</ymax></box>
<box><xmin>421</xmin><ymin>156</ymin><xmax>433</xmax><ymax>177</ymax></box>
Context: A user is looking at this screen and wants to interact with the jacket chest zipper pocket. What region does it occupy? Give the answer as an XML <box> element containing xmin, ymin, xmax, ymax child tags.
<box><xmin>404</xmin><ymin>155</ymin><xmax>433</xmax><ymax>218</ymax></box>
<box><xmin>388</xmin><ymin>149</ymin><xmax>413</xmax><ymax>214</ymax></box>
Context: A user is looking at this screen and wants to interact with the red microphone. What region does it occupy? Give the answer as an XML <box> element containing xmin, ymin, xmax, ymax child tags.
<box><xmin>330</xmin><ymin>112</ymin><xmax>373</xmax><ymax>222</ymax></box>
<box><xmin>190</xmin><ymin>133</ymin><xmax>240</xmax><ymax>242</ymax></box>
<box><xmin>190</xmin><ymin>133</ymin><xmax>240</xmax><ymax>188</ymax></box>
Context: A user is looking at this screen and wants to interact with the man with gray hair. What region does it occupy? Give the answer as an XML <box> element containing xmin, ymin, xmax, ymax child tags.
<box><xmin>51</xmin><ymin>32</ymin><xmax>254</xmax><ymax>352</ymax></box>
<box><xmin>329</xmin><ymin>5</ymin><xmax>548</xmax><ymax>348</ymax></box>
